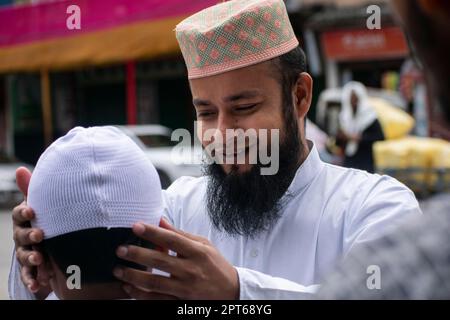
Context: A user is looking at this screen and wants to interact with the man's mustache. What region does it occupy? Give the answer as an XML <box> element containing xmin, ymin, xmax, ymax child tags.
<box><xmin>206</xmin><ymin>138</ymin><xmax>258</xmax><ymax>157</ymax></box>
<box><xmin>199</xmin><ymin>129</ymin><xmax>280</xmax><ymax>175</ymax></box>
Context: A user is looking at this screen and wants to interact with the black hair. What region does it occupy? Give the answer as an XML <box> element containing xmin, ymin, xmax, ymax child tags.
<box><xmin>270</xmin><ymin>45</ymin><xmax>308</xmax><ymax>131</ymax></box>
<box><xmin>272</xmin><ymin>46</ymin><xmax>307</xmax><ymax>108</ymax></box>
<box><xmin>41</xmin><ymin>228</ymin><xmax>153</xmax><ymax>284</ymax></box>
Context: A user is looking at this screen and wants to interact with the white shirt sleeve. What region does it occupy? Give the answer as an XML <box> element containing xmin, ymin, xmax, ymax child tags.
<box><xmin>8</xmin><ymin>248</ymin><xmax>38</xmax><ymax>300</ymax></box>
<box><xmin>344</xmin><ymin>175</ymin><xmax>423</xmax><ymax>255</ymax></box>
<box><xmin>236</xmin><ymin>267</ymin><xmax>320</xmax><ymax>300</ymax></box>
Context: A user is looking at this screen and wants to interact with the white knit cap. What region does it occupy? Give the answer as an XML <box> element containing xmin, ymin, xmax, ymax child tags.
<box><xmin>28</xmin><ymin>126</ymin><xmax>163</xmax><ymax>239</ymax></box>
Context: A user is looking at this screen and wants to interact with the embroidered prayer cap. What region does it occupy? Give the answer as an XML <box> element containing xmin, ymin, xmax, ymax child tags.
<box><xmin>175</xmin><ymin>0</ymin><xmax>299</xmax><ymax>79</ymax></box>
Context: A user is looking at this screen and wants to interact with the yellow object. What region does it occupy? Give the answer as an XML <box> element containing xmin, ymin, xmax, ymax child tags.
<box><xmin>374</xmin><ymin>137</ymin><xmax>450</xmax><ymax>192</ymax></box>
<box><xmin>429</xmin><ymin>139</ymin><xmax>450</xmax><ymax>189</ymax></box>
<box><xmin>368</xmin><ymin>97</ymin><xmax>415</xmax><ymax>140</ymax></box>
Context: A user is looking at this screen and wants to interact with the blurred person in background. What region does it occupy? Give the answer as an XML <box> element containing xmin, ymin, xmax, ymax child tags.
<box><xmin>317</xmin><ymin>0</ymin><xmax>450</xmax><ymax>299</ymax></box>
<box><xmin>337</xmin><ymin>81</ymin><xmax>384</xmax><ymax>173</ymax></box>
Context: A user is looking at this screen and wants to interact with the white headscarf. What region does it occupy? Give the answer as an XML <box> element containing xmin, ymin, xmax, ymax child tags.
<box><xmin>339</xmin><ymin>81</ymin><xmax>378</xmax><ymax>157</ymax></box>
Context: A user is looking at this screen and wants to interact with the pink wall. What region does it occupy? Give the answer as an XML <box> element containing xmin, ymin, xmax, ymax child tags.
<box><xmin>0</xmin><ymin>0</ymin><xmax>217</xmax><ymax>47</ymax></box>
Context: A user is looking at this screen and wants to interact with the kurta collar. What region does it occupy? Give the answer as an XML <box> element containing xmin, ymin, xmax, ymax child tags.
<box><xmin>285</xmin><ymin>140</ymin><xmax>325</xmax><ymax>197</ymax></box>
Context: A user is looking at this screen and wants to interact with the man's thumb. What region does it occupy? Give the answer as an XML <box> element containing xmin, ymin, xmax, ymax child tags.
<box><xmin>16</xmin><ymin>166</ymin><xmax>32</xmax><ymax>198</ymax></box>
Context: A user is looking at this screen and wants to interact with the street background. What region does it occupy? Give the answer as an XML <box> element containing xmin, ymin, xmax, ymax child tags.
<box><xmin>0</xmin><ymin>209</ymin><xmax>14</xmax><ymax>300</ymax></box>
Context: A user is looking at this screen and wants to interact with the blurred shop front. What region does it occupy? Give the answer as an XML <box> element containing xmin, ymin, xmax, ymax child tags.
<box><xmin>0</xmin><ymin>0</ymin><xmax>216</xmax><ymax>164</ymax></box>
<box><xmin>304</xmin><ymin>2</ymin><xmax>448</xmax><ymax>141</ymax></box>
<box><xmin>306</xmin><ymin>4</ymin><xmax>409</xmax><ymax>89</ymax></box>
<box><xmin>320</xmin><ymin>27</ymin><xmax>408</xmax><ymax>88</ymax></box>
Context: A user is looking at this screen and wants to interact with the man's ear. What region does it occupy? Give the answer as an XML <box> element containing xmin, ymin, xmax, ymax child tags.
<box><xmin>293</xmin><ymin>72</ymin><xmax>313</xmax><ymax>119</ymax></box>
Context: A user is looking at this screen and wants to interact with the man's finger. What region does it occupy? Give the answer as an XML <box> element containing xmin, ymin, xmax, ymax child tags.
<box><xmin>12</xmin><ymin>203</ymin><xmax>34</xmax><ymax>226</ymax></box>
<box><xmin>159</xmin><ymin>218</ymin><xmax>210</xmax><ymax>245</ymax></box>
<box><xmin>132</xmin><ymin>223</ymin><xmax>198</xmax><ymax>257</ymax></box>
<box><xmin>20</xmin><ymin>265</ymin><xmax>39</xmax><ymax>293</ymax></box>
<box><xmin>19</xmin><ymin>265</ymin><xmax>33</xmax><ymax>285</ymax></box>
<box><xmin>36</xmin><ymin>262</ymin><xmax>50</xmax><ymax>287</ymax></box>
<box><xmin>122</xmin><ymin>285</ymin><xmax>178</xmax><ymax>300</ymax></box>
<box><xmin>113</xmin><ymin>267</ymin><xmax>182</xmax><ymax>297</ymax></box>
<box><xmin>16</xmin><ymin>246</ymin><xmax>43</xmax><ymax>267</ymax></box>
<box><xmin>16</xmin><ymin>166</ymin><xmax>32</xmax><ymax>199</ymax></box>
<box><xmin>13</xmin><ymin>227</ymin><xmax>44</xmax><ymax>247</ymax></box>
<box><xmin>116</xmin><ymin>245</ymin><xmax>181</xmax><ymax>276</ymax></box>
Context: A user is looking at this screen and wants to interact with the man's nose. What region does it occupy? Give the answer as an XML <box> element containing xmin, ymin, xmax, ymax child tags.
<box><xmin>216</xmin><ymin>113</ymin><xmax>235</xmax><ymax>139</ymax></box>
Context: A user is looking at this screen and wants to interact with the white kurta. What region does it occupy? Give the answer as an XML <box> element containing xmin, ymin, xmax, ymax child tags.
<box><xmin>9</xmin><ymin>142</ymin><xmax>422</xmax><ymax>300</ymax></box>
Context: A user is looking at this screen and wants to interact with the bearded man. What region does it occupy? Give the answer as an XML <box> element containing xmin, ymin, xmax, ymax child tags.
<box><xmin>9</xmin><ymin>0</ymin><xmax>421</xmax><ymax>300</ymax></box>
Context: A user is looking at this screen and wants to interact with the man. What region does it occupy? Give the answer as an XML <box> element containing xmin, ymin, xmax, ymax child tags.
<box><xmin>9</xmin><ymin>0</ymin><xmax>421</xmax><ymax>300</ymax></box>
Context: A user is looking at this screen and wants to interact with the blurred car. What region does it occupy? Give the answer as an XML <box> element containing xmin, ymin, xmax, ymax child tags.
<box><xmin>0</xmin><ymin>154</ymin><xmax>33</xmax><ymax>207</ymax></box>
<box><xmin>116</xmin><ymin>125</ymin><xmax>202</xmax><ymax>189</ymax></box>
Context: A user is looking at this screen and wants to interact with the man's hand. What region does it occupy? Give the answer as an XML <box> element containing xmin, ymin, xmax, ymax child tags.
<box><xmin>12</xmin><ymin>167</ymin><xmax>50</xmax><ymax>298</ymax></box>
<box><xmin>114</xmin><ymin>219</ymin><xmax>240</xmax><ymax>300</ymax></box>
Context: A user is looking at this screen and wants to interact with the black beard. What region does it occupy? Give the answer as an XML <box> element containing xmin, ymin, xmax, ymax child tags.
<box><xmin>203</xmin><ymin>109</ymin><xmax>301</xmax><ymax>239</ymax></box>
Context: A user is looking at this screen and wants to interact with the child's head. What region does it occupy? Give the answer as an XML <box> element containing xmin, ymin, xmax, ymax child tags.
<box><xmin>28</xmin><ymin>126</ymin><xmax>163</xmax><ymax>299</ymax></box>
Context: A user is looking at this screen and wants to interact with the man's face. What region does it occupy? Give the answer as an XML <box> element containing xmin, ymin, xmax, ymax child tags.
<box><xmin>189</xmin><ymin>61</ymin><xmax>306</xmax><ymax>238</ymax></box>
<box><xmin>190</xmin><ymin>61</ymin><xmax>286</xmax><ymax>174</ymax></box>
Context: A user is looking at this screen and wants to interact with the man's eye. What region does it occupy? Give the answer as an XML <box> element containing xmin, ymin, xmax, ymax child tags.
<box><xmin>236</xmin><ymin>104</ymin><xmax>257</xmax><ymax>112</ymax></box>
<box><xmin>197</xmin><ymin>111</ymin><xmax>215</xmax><ymax>118</ymax></box>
